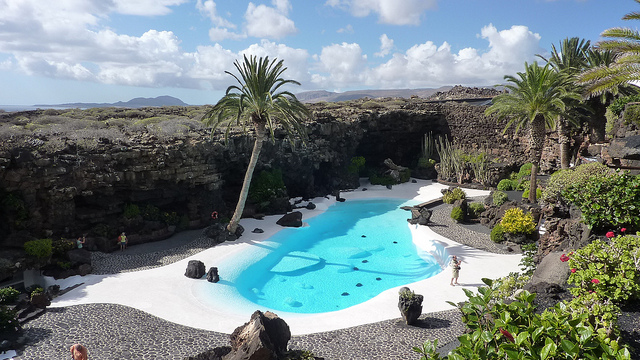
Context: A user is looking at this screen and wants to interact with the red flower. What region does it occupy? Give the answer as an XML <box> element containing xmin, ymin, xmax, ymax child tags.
<box><xmin>571</xmin><ymin>268</ymin><xmax>576</xmax><ymax>273</ymax></box>
<box><xmin>499</xmin><ymin>328</ymin><xmax>515</xmax><ymax>343</ymax></box>
<box><xmin>591</xmin><ymin>279</ymin><xmax>600</xmax><ymax>284</ymax></box>
<box><xmin>621</xmin><ymin>228</ymin><xmax>627</xmax><ymax>233</ymax></box>
<box><xmin>560</xmin><ymin>254</ymin><xmax>570</xmax><ymax>262</ymax></box>
<box><xmin>606</xmin><ymin>231</ymin><xmax>615</xmax><ymax>238</ymax></box>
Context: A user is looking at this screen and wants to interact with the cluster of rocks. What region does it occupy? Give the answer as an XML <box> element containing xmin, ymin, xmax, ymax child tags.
<box><xmin>184</xmin><ymin>260</ymin><xmax>219</xmax><ymax>283</ymax></box>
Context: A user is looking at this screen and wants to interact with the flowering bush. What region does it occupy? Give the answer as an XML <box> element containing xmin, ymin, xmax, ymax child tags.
<box><xmin>0</xmin><ymin>305</ymin><xmax>20</xmax><ymax>334</ymax></box>
<box><xmin>500</xmin><ymin>208</ymin><xmax>536</xmax><ymax>235</ymax></box>
<box><xmin>413</xmin><ymin>279</ymin><xmax>631</xmax><ymax>360</ymax></box>
<box><xmin>567</xmin><ymin>234</ymin><xmax>640</xmax><ymax>302</ymax></box>
<box><xmin>0</xmin><ymin>287</ymin><xmax>20</xmax><ymax>304</ymax></box>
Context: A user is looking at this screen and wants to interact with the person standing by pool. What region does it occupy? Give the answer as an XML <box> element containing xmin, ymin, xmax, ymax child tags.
<box><xmin>118</xmin><ymin>232</ymin><xmax>128</xmax><ymax>251</ymax></box>
<box><xmin>450</xmin><ymin>255</ymin><xmax>462</xmax><ymax>286</ymax></box>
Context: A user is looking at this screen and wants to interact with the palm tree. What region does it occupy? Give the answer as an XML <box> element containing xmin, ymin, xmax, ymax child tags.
<box><xmin>578</xmin><ymin>0</ymin><xmax>640</xmax><ymax>96</ymax></box>
<box><xmin>202</xmin><ymin>55</ymin><xmax>309</xmax><ymax>234</ymax></box>
<box><xmin>538</xmin><ymin>37</ymin><xmax>591</xmax><ymax>168</ymax></box>
<box><xmin>486</xmin><ymin>62</ymin><xmax>581</xmax><ymax>203</ymax></box>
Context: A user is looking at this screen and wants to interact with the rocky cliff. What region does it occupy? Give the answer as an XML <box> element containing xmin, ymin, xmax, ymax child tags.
<box><xmin>0</xmin><ymin>97</ymin><xmax>559</xmax><ymax>257</ymax></box>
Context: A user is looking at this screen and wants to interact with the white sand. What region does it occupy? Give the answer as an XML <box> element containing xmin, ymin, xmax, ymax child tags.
<box><xmin>46</xmin><ymin>180</ymin><xmax>522</xmax><ymax>335</ymax></box>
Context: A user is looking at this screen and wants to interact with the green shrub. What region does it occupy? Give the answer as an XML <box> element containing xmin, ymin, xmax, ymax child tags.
<box><xmin>450</xmin><ymin>206</ymin><xmax>464</xmax><ymax>223</ymax></box>
<box><xmin>413</xmin><ymin>279</ymin><xmax>631</xmax><ymax>360</ymax></box>
<box><xmin>369</xmin><ymin>173</ymin><xmax>395</xmax><ymax>186</ymax></box>
<box><xmin>0</xmin><ymin>287</ymin><xmax>20</xmax><ymax>304</ymax></box>
<box><xmin>124</xmin><ymin>203</ymin><xmax>141</xmax><ymax>219</ymax></box>
<box><xmin>30</xmin><ymin>287</ymin><xmax>44</xmax><ymax>298</ymax></box>
<box><xmin>57</xmin><ymin>261</ymin><xmax>71</xmax><ymax>270</ymax></box>
<box><xmin>492</xmin><ymin>191</ymin><xmax>508</xmax><ymax>206</ymax></box>
<box><xmin>417</xmin><ymin>157</ymin><xmax>436</xmax><ymax>168</ymax></box>
<box><xmin>563</xmin><ymin>171</ymin><xmax>640</xmax><ymax>230</ymax></box>
<box><xmin>490</xmin><ymin>272</ymin><xmax>531</xmax><ymax>301</ymax></box>
<box><xmin>142</xmin><ymin>204</ymin><xmax>162</xmax><ymax>221</ymax></box>
<box><xmin>566</xmin><ymin>292</ymin><xmax>621</xmax><ymax>337</ymax></box>
<box><xmin>621</xmin><ymin>102</ymin><xmax>639</xmax><ymax>125</ymax></box>
<box><xmin>519</xmin><ymin>243</ymin><xmax>537</xmax><ymax>276</ymax></box>
<box><xmin>609</xmin><ymin>94</ymin><xmax>640</xmax><ymax>116</ymax></box>
<box><xmin>490</xmin><ymin>224</ymin><xmax>505</xmax><ymax>243</ymax></box>
<box><xmin>515</xmin><ymin>179</ymin><xmax>529</xmax><ymax>191</ymax></box>
<box><xmin>605</xmin><ymin>107</ymin><xmax>617</xmax><ymax>135</ymax></box>
<box><xmin>347</xmin><ymin>156</ymin><xmax>366</xmax><ymax>175</ymax></box>
<box><xmin>162</xmin><ymin>211</ymin><xmax>180</xmax><ymax>226</ymax></box>
<box><xmin>24</xmin><ymin>239</ymin><xmax>53</xmax><ymax>258</ymax></box>
<box><xmin>496</xmin><ymin>179</ymin><xmax>516</xmax><ymax>191</ymax></box>
<box><xmin>467</xmin><ymin>202</ymin><xmax>485</xmax><ymax>218</ymax></box>
<box><xmin>567</xmin><ymin>234</ymin><xmax>640</xmax><ymax>302</ymax></box>
<box><xmin>361</xmin><ymin>100</ymin><xmax>382</xmax><ymax>109</ymax></box>
<box><xmin>517</xmin><ymin>163</ymin><xmax>532</xmax><ymax>180</ymax></box>
<box><xmin>521</xmin><ymin>187</ymin><xmax>542</xmax><ymax>200</ymax></box>
<box><xmin>249</xmin><ymin>169</ymin><xmax>287</xmax><ymax>203</ymax></box>
<box><xmin>500</xmin><ymin>208</ymin><xmax>535</xmax><ymax>235</ymax></box>
<box><xmin>442</xmin><ymin>187</ymin><xmax>466</xmax><ymax>204</ymax></box>
<box><xmin>0</xmin><ymin>305</ymin><xmax>20</xmax><ymax>334</ymax></box>
<box><xmin>542</xmin><ymin>163</ymin><xmax>613</xmax><ymax>203</ymax></box>
<box><xmin>51</xmin><ymin>238</ymin><xmax>74</xmax><ymax>257</ymax></box>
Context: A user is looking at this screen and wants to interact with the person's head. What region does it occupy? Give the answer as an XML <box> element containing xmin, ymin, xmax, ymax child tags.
<box><xmin>121</xmin><ymin>232</ymin><xmax>125</xmax><ymax>235</ymax></box>
<box><xmin>74</xmin><ymin>344</ymin><xmax>83</xmax><ymax>352</ymax></box>
<box><xmin>452</xmin><ymin>255</ymin><xmax>457</xmax><ymax>260</ymax></box>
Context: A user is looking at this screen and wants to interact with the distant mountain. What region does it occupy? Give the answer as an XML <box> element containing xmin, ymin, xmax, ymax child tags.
<box><xmin>296</xmin><ymin>87</ymin><xmax>453</xmax><ymax>103</ymax></box>
<box><xmin>34</xmin><ymin>95</ymin><xmax>188</xmax><ymax>108</ymax></box>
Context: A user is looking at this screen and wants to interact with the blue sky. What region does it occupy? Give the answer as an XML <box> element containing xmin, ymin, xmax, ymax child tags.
<box><xmin>0</xmin><ymin>0</ymin><xmax>636</xmax><ymax>106</ymax></box>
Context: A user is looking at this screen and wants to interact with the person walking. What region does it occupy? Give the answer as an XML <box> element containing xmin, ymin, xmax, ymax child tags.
<box><xmin>118</xmin><ymin>232</ymin><xmax>128</xmax><ymax>251</ymax></box>
<box><xmin>70</xmin><ymin>343</ymin><xmax>88</xmax><ymax>360</ymax></box>
<box><xmin>450</xmin><ymin>255</ymin><xmax>462</xmax><ymax>286</ymax></box>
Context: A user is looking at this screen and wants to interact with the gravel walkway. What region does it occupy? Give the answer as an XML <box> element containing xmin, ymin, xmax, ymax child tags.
<box><xmin>12</xmin><ymin>202</ymin><xmax>499</xmax><ymax>360</ymax></box>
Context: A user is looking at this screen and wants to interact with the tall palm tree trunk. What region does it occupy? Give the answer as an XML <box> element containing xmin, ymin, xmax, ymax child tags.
<box><xmin>558</xmin><ymin>117</ymin><xmax>571</xmax><ymax>169</ymax></box>
<box><xmin>227</xmin><ymin>123</ymin><xmax>267</xmax><ymax>234</ymax></box>
<box><xmin>529</xmin><ymin>118</ymin><xmax>546</xmax><ymax>203</ymax></box>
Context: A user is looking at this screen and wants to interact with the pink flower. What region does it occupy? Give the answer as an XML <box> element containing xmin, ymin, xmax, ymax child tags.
<box><xmin>606</xmin><ymin>231</ymin><xmax>615</xmax><ymax>238</ymax></box>
<box><xmin>560</xmin><ymin>254</ymin><xmax>570</xmax><ymax>262</ymax></box>
<box><xmin>621</xmin><ymin>228</ymin><xmax>627</xmax><ymax>233</ymax></box>
<box><xmin>591</xmin><ymin>279</ymin><xmax>600</xmax><ymax>284</ymax></box>
<box><xmin>571</xmin><ymin>268</ymin><xmax>576</xmax><ymax>273</ymax></box>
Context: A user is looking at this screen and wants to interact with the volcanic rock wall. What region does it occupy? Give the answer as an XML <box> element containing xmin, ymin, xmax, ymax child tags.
<box><xmin>0</xmin><ymin>99</ymin><xmax>534</xmax><ymax>245</ymax></box>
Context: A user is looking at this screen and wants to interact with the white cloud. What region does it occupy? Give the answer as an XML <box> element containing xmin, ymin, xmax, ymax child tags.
<box><xmin>337</xmin><ymin>24</ymin><xmax>354</xmax><ymax>34</ymax></box>
<box><xmin>374</xmin><ymin>34</ymin><xmax>394</xmax><ymax>57</ymax></box>
<box><xmin>240</xmin><ymin>40</ymin><xmax>311</xmax><ymax>84</ymax></box>
<box><xmin>196</xmin><ymin>0</ymin><xmax>235</xmax><ymax>28</ymax></box>
<box><xmin>326</xmin><ymin>0</ymin><xmax>437</xmax><ymax>25</ymax></box>
<box><xmin>313</xmin><ymin>42</ymin><xmax>367</xmax><ymax>88</ymax></box>
<box><xmin>245</xmin><ymin>0</ymin><xmax>297</xmax><ymax>39</ymax></box>
<box><xmin>208</xmin><ymin>27</ymin><xmax>246</xmax><ymax>42</ymax></box>
<box><xmin>113</xmin><ymin>0</ymin><xmax>188</xmax><ymax>16</ymax></box>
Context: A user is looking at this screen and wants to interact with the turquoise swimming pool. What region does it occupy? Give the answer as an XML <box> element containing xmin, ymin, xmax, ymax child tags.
<box><xmin>227</xmin><ymin>198</ymin><xmax>443</xmax><ymax>313</ymax></box>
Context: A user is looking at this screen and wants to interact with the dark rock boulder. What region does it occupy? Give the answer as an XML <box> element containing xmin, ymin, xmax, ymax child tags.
<box><xmin>398</xmin><ymin>287</ymin><xmax>423</xmax><ymax>326</ymax></box>
<box><xmin>206</xmin><ymin>267</ymin><xmax>220</xmax><ymax>283</ymax></box>
<box><xmin>67</xmin><ymin>248</ymin><xmax>92</xmax><ymax>266</ymax></box>
<box><xmin>30</xmin><ymin>293</ymin><xmax>51</xmax><ymax>309</ymax></box>
<box><xmin>183</xmin><ymin>347</ymin><xmax>232</xmax><ymax>360</ymax></box>
<box><xmin>251</xmin><ymin>228</ymin><xmax>264</xmax><ymax>234</ymax></box>
<box><xmin>528</xmin><ymin>251</ymin><xmax>570</xmax><ymax>290</ymax></box>
<box><xmin>78</xmin><ymin>264</ymin><xmax>93</xmax><ymax>276</ymax></box>
<box><xmin>305</xmin><ymin>202</ymin><xmax>316</xmax><ymax>210</ymax></box>
<box><xmin>407</xmin><ymin>207</ymin><xmax>432</xmax><ymax>225</ymax></box>
<box><xmin>227</xmin><ymin>310</ymin><xmax>291</xmax><ymax>360</ymax></box>
<box><xmin>276</xmin><ymin>212</ymin><xmax>303</xmax><ymax>228</ymax></box>
<box><xmin>185</xmin><ymin>260</ymin><xmax>206</xmax><ymax>279</ymax></box>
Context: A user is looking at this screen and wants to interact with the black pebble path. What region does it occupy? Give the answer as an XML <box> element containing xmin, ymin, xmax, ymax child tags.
<box><xmin>13</xmin><ymin>201</ymin><xmax>500</xmax><ymax>360</ymax></box>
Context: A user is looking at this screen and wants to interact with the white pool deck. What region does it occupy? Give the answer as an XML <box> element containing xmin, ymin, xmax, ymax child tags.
<box><xmin>45</xmin><ymin>180</ymin><xmax>522</xmax><ymax>335</ymax></box>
